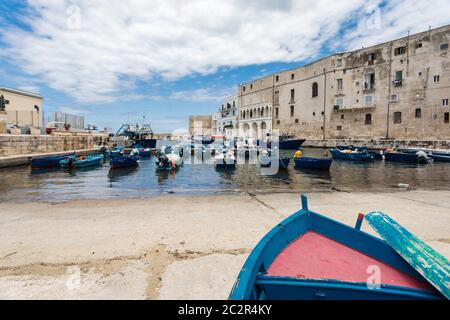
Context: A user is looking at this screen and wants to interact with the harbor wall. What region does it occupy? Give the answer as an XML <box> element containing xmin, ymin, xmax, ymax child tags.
<box><xmin>0</xmin><ymin>134</ymin><xmax>97</xmax><ymax>157</ymax></box>
<box><xmin>302</xmin><ymin>138</ymin><xmax>450</xmax><ymax>149</ymax></box>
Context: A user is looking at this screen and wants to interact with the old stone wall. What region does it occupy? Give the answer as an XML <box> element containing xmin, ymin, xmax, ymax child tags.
<box><xmin>0</xmin><ymin>134</ymin><xmax>95</xmax><ymax>157</ymax></box>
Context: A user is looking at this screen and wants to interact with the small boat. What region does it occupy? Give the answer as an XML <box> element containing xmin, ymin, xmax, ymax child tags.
<box><xmin>294</xmin><ymin>157</ymin><xmax>332</xmax><ymax>171</ymax></box>
<box><xmin>60</xmin><ymin>154</ymin><xmax>104</xmax><ymax>168</ymax></box>
<box><xmin>110</xmin><ymin>147</ymin><xmax>124</xmax><ymax>157</ymax></box>
<box><xmin>229</xmin><ymin>194</ymin><xmax>448</xmax><ymax>300</ymax></box>
<box><xmin>260</xmin><ymin>155</ymin><xmax>290</xmax><ymax>169</ymax></box>
<box><xmin>330</xmin><ymin>148</ymin><xmax>374</xmax><ymax>161</ymax></box>
<box><xmin>110</xmin><ymin>155</ymin><xmax>139</xmax><ymax>168</ymax></box>
<box><xmin>384</xmin><ymin>152</ymin><xmax>432</xmax><ymax>164</ymax></box>
<box><xmin>156</xmin><ymin>152</ymin><xmax>183</xmax><ymax>171</ymax></box>
<box><xmin>30</xmin><ymin>154</ymin><xmax>75</xmax><ymax>168</ymax></box>
<box><xmin>279</xmin><ymin>135</ymin><xmax>306</xmax><ymax>150</ymax></box>
<box><xmin>430</xmin><ymin>154</ymin><xmax>450</xmax><ymax>162</ymax></box>
<box><xmin>214</xmin><ymin>151</ymin><xmax>236</xmax><ymax>170</ymax></box>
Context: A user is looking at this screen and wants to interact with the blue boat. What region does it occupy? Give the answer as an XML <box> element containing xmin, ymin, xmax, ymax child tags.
<box><xmin>279</xmin><ymin>135</ymin><xmax>306</xmax><ymax>150</ymax></box>
<box><xmin>60</xmin><ymin>154</ymin><xmax>104</xmax><ymax>168</ymax></box>
<box><xmin>330</xmin><ymin>148</ymin><xmax>374</xmax><ymax>161</ymax></box>
<box><xmin>229</xmin><ymin>194</ymin><xmax>448</xmax><ymax>300</ymax></box>
<box><xmin>30</xmin><ymin>154</ymin><xmax>75</xmax><ymax>168</ymax></box>
<box><xmin>294</xmin><ymin>157</ymin><xmax>332</xmax><ymax>171</ymax></box>
<box><xmin>430</xmin><ymin>154</ymin><xmax>450</xmax><ymax>162</ymax></box>
<box><xmin>110</xmin><ymin>155</ymin><xmax>139</xmax><ymax>168</ymax></box>
<box><xmin>384</xmin><ymin>152</ymin><xmax>431</xmax><ymax>164</ymax></box>
<box><xmin>110</xmin><ymin>147</ymin><xmax>124</xmax><ymax>157</ymax></box>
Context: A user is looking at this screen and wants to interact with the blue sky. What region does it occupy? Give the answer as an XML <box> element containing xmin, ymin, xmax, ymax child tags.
<box><xmin>0</xmin><ymin>0</ymin><xmax>449</xmax><ymax>132</ymax></box>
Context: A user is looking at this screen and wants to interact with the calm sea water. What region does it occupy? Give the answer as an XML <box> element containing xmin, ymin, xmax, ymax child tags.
<box><xmin>1</xmin><ymin>147</ymin><xmax>450</xmax><ymax>203</ymax></box>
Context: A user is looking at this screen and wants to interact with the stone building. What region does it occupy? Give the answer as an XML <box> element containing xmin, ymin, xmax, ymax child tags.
<box><xmin>216</xmin><ymin>96</ymin><xmax>239</xmax><ymax>137</ymax></box>
<box><xmin>0</xmin><ymin>86</ymin><xmax>43</xmax><ymax>128</ymax></box>
<box><xmin>237</xmin><ymin>25</ymin><xmax>450</xmax><ymax>141</ymax></box>
<box><xmin>188</xmin><ymin>115</ymin><xmax>213</xmax><ymax>136</ymax></box>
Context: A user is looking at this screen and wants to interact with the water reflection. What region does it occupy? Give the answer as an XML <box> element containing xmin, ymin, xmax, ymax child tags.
<box><xmin>108</xmin><ymin>167</ymin><xmax>139</xmax><ymax>182</ymax></box>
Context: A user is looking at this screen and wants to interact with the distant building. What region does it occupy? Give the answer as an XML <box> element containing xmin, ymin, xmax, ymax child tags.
<box><xmin>189</xmin><ymin>115</ymin><xmax>213</xmax><ymax>136</ymax></box>
<box><xmin>217</xmin><ymin>96</ymin><xmax>239</xmax><ymax>137</ymax></box>
<box><xmin>0</xmin><ymin>86</ymin><xmax>43</xmax><ymax>128</ymax></box>
<box><xmin>237</xmin><ymin>25</ymin><xmax>450</xmax><ymax>140</ymax></box>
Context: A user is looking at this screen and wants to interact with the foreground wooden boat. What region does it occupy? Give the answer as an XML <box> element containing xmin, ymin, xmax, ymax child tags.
<box><xmin>30</xmin><ymin>154</ymin><xmax>75</xmax><ymax>168</ymax></box>
<box><xmin>384</xmin><ymin>152</ymin><xmax>431</xmax><ymax>164</ymax></box>
<box><xmin>60</xmin><ymin>154</ymin><xmax>104</xmax><ymax>168</ymax></box>
<box><xmin>294</xmin><ymin>157</ymin><xmax>332</xmax><ymax>171</ymax></box>
<box><xmin>229</xmin><ymin>194</ymin><xmax>448</xmax><ymax>300</ymax></box>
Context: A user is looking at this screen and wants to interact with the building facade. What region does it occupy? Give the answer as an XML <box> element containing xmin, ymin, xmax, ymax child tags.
<box><xmin>189</xmin><ymin>115</ymin><xmax>213</xmax><ymax>136</ymax></box>
<box><xmin>217</xmin><ymin>96</ymin><xmax>239</xmax><ymax>137</ymax></box>
<box><xmin>0</xmin><ymin>86</ymin><xmax>43</xmax><ymax>128</ymax></box>
<box><xmin>236</xmin><ymin>25</ymin><xmax>450</xmax><ymax>141</ymax></box>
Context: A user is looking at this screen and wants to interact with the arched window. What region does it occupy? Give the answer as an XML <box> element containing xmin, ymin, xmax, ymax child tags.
<box><xmin>265</xmin><ymin>106</ymin><xmax>269</xmax><ymax>117</ymax></box>
<box><xmin>250</xmin><ymin>110</ymin><xmax>253</xmax><ymax>118</ymax></box>
<box><xmin>312</xmin><ymin>82</ymin><xmax>319</xmax><ymax>98</ymax></box>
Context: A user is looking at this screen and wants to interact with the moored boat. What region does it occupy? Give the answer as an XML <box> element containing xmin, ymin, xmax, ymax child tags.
<box><xmin>155</xmin><ymin>152</ymin><xmax>183</xmax><ymax>171</ymax></box>
<box><xmin>279</xmin><ymin>135</ymin><xmax>306</xmax><ymax>150</ymax></box>
<box><xmin>214</xmin><ymin>151</ymin><xmax>236</xmax><ymax>170</ymax></box>
<box><xmin>110</xmin><ymin>155</ymin><xmax>139</xmax><ymax>168</ymax></box>
<box><xmin>330</xmin><ymin>148</ymin><xmax>374</xmax><ymax>161</ymax></box>
<box><xmin>229</xmin><ymin>194</ymin><xmax>448</xmax><ymax>300</ymax></box>
<box><xmin>430</xmin><ymin>154</ymin><xmax>450</xmax><ymax>162</ymax></box>
<box><xmin>260</xmin><ymin>155</ymin><xmax>290</xmax><ymax>169</ymax></box>
<box><xmin>60</xmin><ymin>154</ymin><xmax>104</xmax><ymax>168</ymax></box>
<box><xmin>30</xmin><ymin>154</ymin><xmax>75</xmax><ymax>168</ymax></box>
<box><xmin>294</xmin><ymin>157</ymin><xmax>332</xmax><ymax>171</ymax></box>
<box><xmin>384</xmin><ymin>152</ymin><xmax>432</xmax><ymax>164</ymax></box>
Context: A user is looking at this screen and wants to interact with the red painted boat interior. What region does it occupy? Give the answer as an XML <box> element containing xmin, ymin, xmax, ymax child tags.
<box><xmin>267</xmin><ymin>231</ymin><xmax>432</xmax><ymax>290</ymax></box>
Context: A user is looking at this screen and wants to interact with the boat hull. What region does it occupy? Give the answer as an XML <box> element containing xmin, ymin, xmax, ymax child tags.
<box><xmin>279</xmin><ymin>139</ymin><xmax>306</xmax><ymax>150</ymax></box>
<box><xmin>30</xmin><ymin>154</ymin><xmax>74</xmax><ymax>168</ymax></box>
<box><xmin>110</xmin><ymin>155</ymin><xmax>139</xmax><ymax>168</ymax></box>
<box><xmin>294</xmin><ymin>157</ymin><xmax>332</xmax><ymax>171</ymax></box>
<box><xmin>60</xmin><ymin>155</ymin><xmax>104</xmax><ymax>168</ymax></box>
<box><xmin>330</xmin><ymin>149</ymin><xmax>374</xmax><ymax>161</ymax></box>
<box><xmin>385</xmin><ymin>152</ymin><xmax>430</xmax><ymax>164</ymax></box>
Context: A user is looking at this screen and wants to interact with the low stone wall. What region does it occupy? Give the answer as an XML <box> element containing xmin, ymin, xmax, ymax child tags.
<box><xmin>0</xmin><ymin>134</ymin><xmax>95</xmax><ymax>157</ymax></box>
<box><xmin>303</xmin><ymin>139</ymin><xmax>450</xmax><ymax>150</ymax></box>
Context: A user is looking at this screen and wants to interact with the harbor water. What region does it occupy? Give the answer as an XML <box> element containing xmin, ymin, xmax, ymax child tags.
<box><xmin>1</xmin><ymin>147</ymin><xmax>450</xmax><ymax>203</ymax></box>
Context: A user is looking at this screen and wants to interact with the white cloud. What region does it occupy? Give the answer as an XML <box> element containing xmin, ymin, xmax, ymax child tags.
<box><xmin>170</xmin><ymin>87</ymin><xmax>235</xmax><ymax>102</ymax></box>
<box><xmin>1</xmin><ymin>0</ymin><xmax>449</xmax><ymax>104</ymax></box>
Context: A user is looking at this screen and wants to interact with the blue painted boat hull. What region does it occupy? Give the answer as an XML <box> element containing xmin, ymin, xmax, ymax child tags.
<box><xmin>60</xmin><ymin>155</ymin><xmax>104</xmax><ymax>168</ymax></box>
<box><xmin>229</xmin><ymin>194</ymin><xmax>445</xmax><ymax>300</ymax></box>
<box><xmin>30</xmin><ymin>154</ymin><xmax>74</xmax><ymax>167</ymax></box>
<box><xmin>330</xmin><ymin>149</ymin><xmax>374</xmax><ymax>161</ymax></box>
<box><xmin>294</xmin><ymin>157</ymin><xmax>332</xmax><ymax>171</ymax></box>
<box><xmin>110</xmin><ymin>155</ymin><xmax>139</xmax><ymax>168</ymax></box>
<box><xmin>384</xmin><ymin>152</ymin><xmax>429</xmax><ymax>164</ymax></box>
<box><xmin>430</xmin><ymin>154</ymin><xmax>450</xmax><ymax>162</ymax></box>
<box><xmin>279</xmin><ymin>139</ymin><xmax>306</xmax><ymax>150</ymax></box>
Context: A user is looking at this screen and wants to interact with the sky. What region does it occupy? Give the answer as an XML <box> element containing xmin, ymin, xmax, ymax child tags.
<box><xmin>0</xmin><ymin>0</ymin><xmax>449</xmax><ymax>133</ymax></box>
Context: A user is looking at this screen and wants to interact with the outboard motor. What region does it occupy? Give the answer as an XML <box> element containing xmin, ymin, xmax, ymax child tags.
<box><xmin>158</xmin><ymin>154</ymin><xmax>169</xmax><ymax>168</ymax></box>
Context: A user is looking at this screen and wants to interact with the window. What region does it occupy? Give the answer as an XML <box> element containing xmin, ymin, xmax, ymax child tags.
<box><xmin>275</xmin><ymin>107</ymin><xmax>279</xmax><ymax>118</ymax></box>
<box><xmin>336</xmin><ymin>59</ymin><xmax>342</xmax><ymax>67</ymax></box>
<box><xmin>250</xmin><ymin>84</ymin><xmax>253</xmax><ymax>90</ymax></box>
<box><xmin>341</xmin><ymin>114</ymin><xmax>345</xmax><ymax>120</ymax></box>
<box><xmin>394</xmin><ymin>112</ymin><xmax>402</xmax><ymax>124</ymax></box>
<box><xmin>277</xmin><ymin>120</ymin><xmax>281</xmax><ymax>125</ymax></box>
<box><xmin>395</xmin><ymin>71</ymin><xmax>403</xmax><ymax>81</ymax></box>
<box><xmin>275</xmin><ymin>75</ymin><xmax>279</xmax><ymax>82</ymax></box>
<box><xmin>416</xmin><ymin>42</ymin><xmax>423</xmax><ymax>49</ymax></box>
<box><xmin>337</xmin><ymin>79</ymin><xmax>343</xmax><ymax>90</ymax></box>
<box><xmin>312</xmin><ymin>82</ymin><xmax>319</xmax><ymax>98</ymax></box>
<box><xmin>415</xmin><ymin>108</ymin><xmax>422</xmax><ymax>118</ymax></box>
<box><xmin>445</xmin><ymin>112</ymin><xmax>449</xmax><ymax>124</ymax></box>
<box><xmin>274</xmin><ymin>91</ymin><xmax>279</xmax><ymax>105</ymax></box>
<box><xmin>443</xmin><ymin>99</ymin><xmax>449</xmax><ymax>107</ymax></box>
<box><xmin>391</xmin><ymin>94</ymin><xmax>398</xmax><ymax>102</ymax></box>
<box><xmin>337</xmin><ymin>126</ymin><xmax>342</xmax><ymax>131</ymax></box>
<box><xmin>434</xmin><ymin>75</ymin><xmax>440</xmax><ymax>83</ymax></box>
<box><xmin>290</xmin><ymin>105</ymin><xmax>294</xmax><ymax>117</ymax></box>
<box><xmin>368</xmin><ymin>52</ymin><xmax>376</xmax><ymax>64</ymax></box>
<box><xmin>291</xmin><ymin>74</ymin><xmax>295</xmax><ymax>80</ymax></box>
<box><xmin>394</xmin><ymin>46</ymin><xmax>406</xmax><ymax>55</ymax></box>
<box><xmin>243</xmin><ymin>86</ymin><xmax>246</xmax><ymax>92</ymax></box>
<box><xmin>365</xmin><ymin>114</ymin><xmax>372</xmax><ymax>125</ymax></box>
<box><xmin>364</xmin><ymin>73</ymin><xmax>375</xmax><ymax>90</ymax></box>
<box><xmin>335</xmin><ymin>98</ymin><xmax>344</xmax><ymax>107</ymax></box>
<box><xmin>233</xmin><ymin>101</ymin><xmax>235</xmax><ymax>107</ymax></box>
<box><xmin>290</xmin><ymin>89</ymin><xmax>295</xmax><ymax>103</ymax></box>
<box><xmin>313</xmin><ymin>112</ymin><xmax>316</xmax><ymax>116</ymax></box>
<box><xmin>441</xmin><ymin>43</ymin><xmax>449</xmax><ymax>51</ymax></box>
<box><xmin>295</xmin><ymin>119</ymin><xmax>299</xmax><ymax>124</ymax></box>
<box><xmin>364</xmin><ymin>95</ymin><xmax>373</xmax><ymax>106</ymax></box>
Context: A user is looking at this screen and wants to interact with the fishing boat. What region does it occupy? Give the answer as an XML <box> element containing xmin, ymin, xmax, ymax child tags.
<box><xmin>214</xmin><ymin>151</ymin><xmax>236</xmax><ymax>170</ymax></box>
<box><xmin>110</xmin><ymin>155</ymin><xmax>139</xmax><ymax>168</ymax></box>
<box><xmin>279</xmin><ymin>135</ymin><xmax>306</xmax><ymax>150</ymax></box>
<box><xmin>384</xmin><ymin>152</ymin><xmax>432</xmax><ymax>164</ymax></box>
<box><xmin>330</xmin><ymin>148</ymin><xmax>374</xmax><ymax>161</ymax></box>
<box><xmin>229</xmin><ymin>194</ymin><xmax>448</xmax><ymax>300</ymax></box>
<box><xmin>155</xmin><ymin>152</ymin><xmax>183</xmax><ymax>171</ymax></box>
<box><xmin>294</xmin><ymin>157</ymin><xmax>332</xmax><ymax>171</ymax></box>
<box><xmin>29</xmin><ymin>154</ymin><xmax>75</xmax><ymax>168</ymax></box>
<box><xmin>60</xmin><ymin>154</ymin><xmax>104</xmax><ymax>168</ymax></box>
<box><xmin>132</xmin><ymin>145</ymin><xmax>152</xmax><ymax>158</ymax></box>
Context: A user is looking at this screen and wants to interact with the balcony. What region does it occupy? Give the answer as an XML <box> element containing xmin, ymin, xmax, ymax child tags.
<box><xmin>393</xmin><ymin>79</ymin><xmax>403</xmax><ymax>87</ymax></box>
